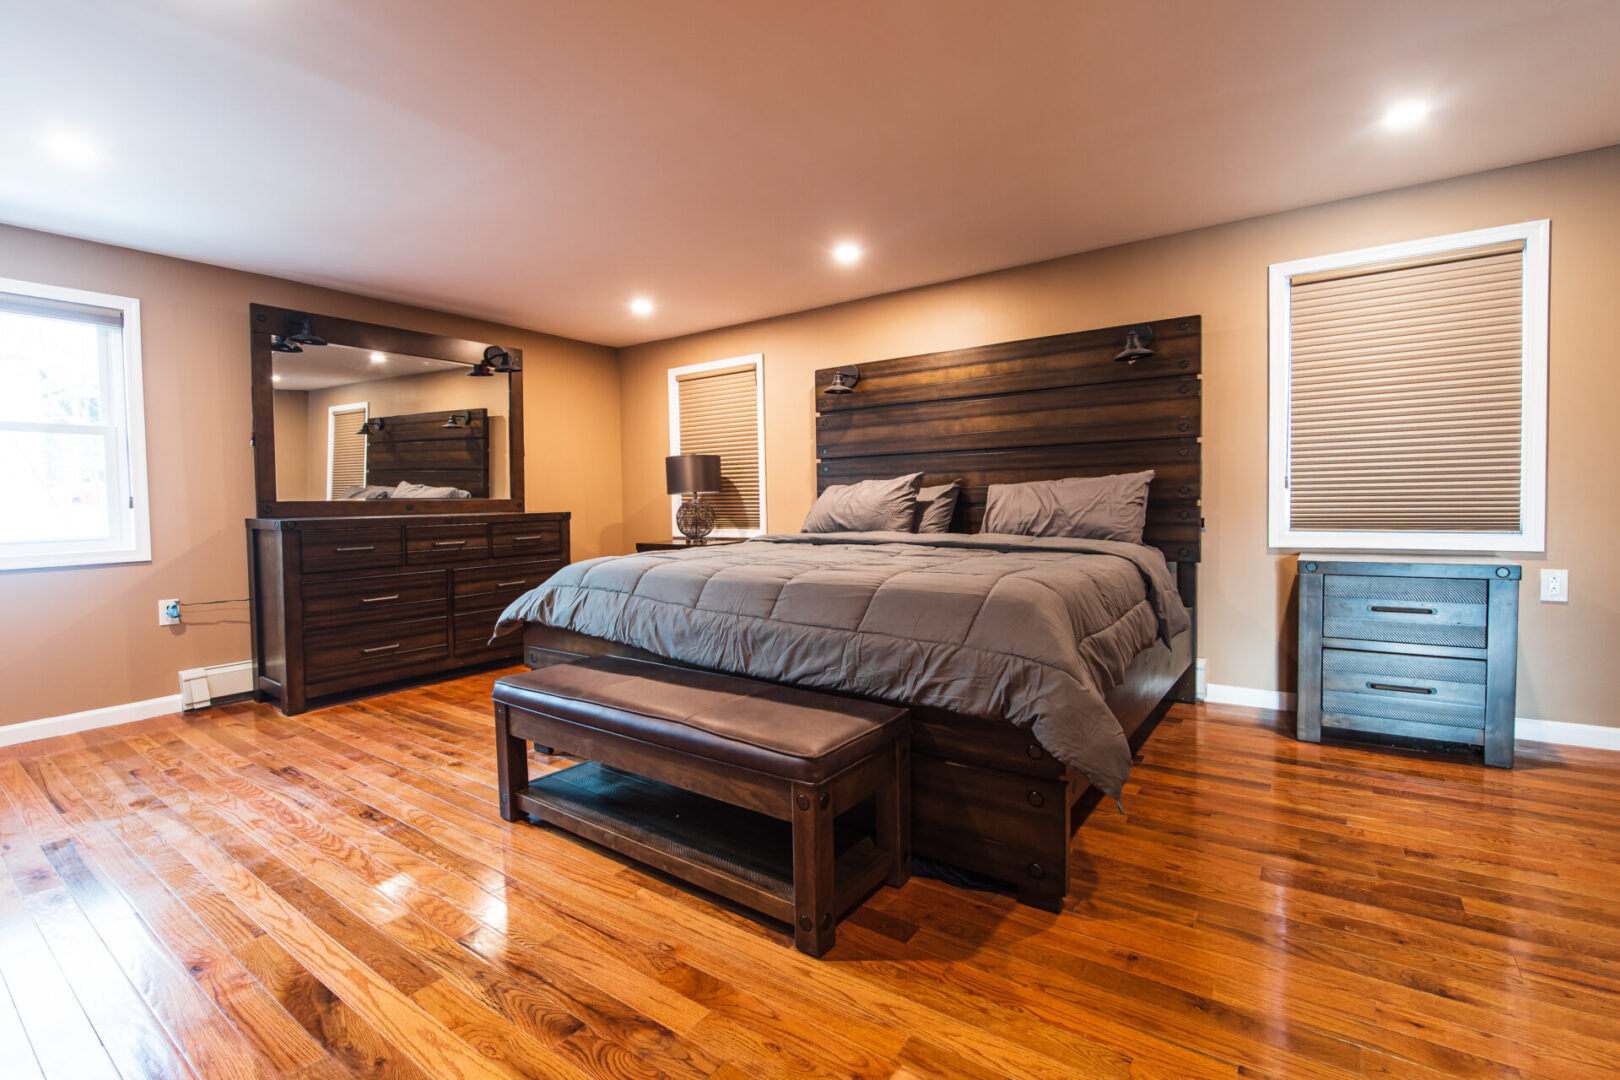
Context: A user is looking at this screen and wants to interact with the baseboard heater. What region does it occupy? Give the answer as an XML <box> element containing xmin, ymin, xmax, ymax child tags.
<box><xmin>179</xmin><ymin>660</ymin><xmax>255</xmax><ymax>710</ymax></box>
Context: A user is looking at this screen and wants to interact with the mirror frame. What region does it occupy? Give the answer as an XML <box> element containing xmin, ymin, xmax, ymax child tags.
<box><xmin>249</xmin><ymin>303</ymin><xmax>525</xmax><ymax>517</ymax></box>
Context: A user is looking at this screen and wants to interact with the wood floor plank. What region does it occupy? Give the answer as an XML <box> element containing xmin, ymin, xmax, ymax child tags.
<box><xmin>1</xmin><ymin>669</ymin><xmax>1617</xmax><ymax>1080</ymax></box>
<box><xmin>0</xmin><ymin>967</ymin><xmax>45</xmax><ymax>1080</ymax></box>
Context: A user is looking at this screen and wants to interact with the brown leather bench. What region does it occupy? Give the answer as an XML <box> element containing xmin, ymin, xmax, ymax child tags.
<box><xmin>492</xmin><ymin>656</ymin><xmax>911</xmax><ymax>956</ymax></box>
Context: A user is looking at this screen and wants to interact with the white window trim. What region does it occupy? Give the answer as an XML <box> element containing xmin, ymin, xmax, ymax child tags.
<box><xmin>325</xmin><ymin>401</ymin><xmax>369</xmax><ymax>500</ymax></box>
<box><xmin>667</xmin><ymin>354</ymin><xmax>766</xmax><ymax>538</ymax></box>
<box><xmin>1267</xmin><ymin>219</ymin><xmax>1549</xmax><ymax>553</ymax></box>
<box><xmin>0</xmin><ymin>277</ymin><xmax>149</xmax><ymax>572</ymax></box>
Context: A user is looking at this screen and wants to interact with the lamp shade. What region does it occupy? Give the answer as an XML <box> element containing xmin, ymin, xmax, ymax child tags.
<box><xmin>665</xmin><ymin>454</ymin><xmax>722</xmax><ymax>495</ymax></box>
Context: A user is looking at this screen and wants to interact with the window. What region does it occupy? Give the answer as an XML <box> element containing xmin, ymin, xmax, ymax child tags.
<box><xmin>327</xmin><ymin>403</ymin><xmax>368</xmax><ymax>498</ymax></box>
<box><xmin>0</xmin><ymin>277</ymin><xmax>149</xmax><ymax>571</ymax></box>
<box><xmin>1268</xmin><ymin>220</ymin><xmax>1548</xmax><ymax>552</ymax></box>
<box><xmin>668</xmin><ymin>355</ymin><xmax>765</xmax><ymax>536</ymax></box>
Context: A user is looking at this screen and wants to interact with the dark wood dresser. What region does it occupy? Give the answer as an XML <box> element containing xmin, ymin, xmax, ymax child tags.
<box><xmin>247</xmin><ymin>512</ymin><xmax>570</xmax><ymax>714</ymax></box>
<box><xmin>1296</xmin><ymin>557</ymin><xmax>1520</xmax><ymax>767</ymax></box>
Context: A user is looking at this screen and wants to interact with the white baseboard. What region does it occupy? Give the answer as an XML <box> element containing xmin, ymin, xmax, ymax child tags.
<box><xmin>1205</xmin><ymin>683</ymin><xmax>1298</xmax><ymax>711</ymax></box>
<box><xmin>179</xmin><ymin>660</ymin><xmax>255</xmax><ymax>710</ymax></box>
<box><xmin>1203</xmin><ymin>682</ymin><xmax>1620</xmax><ymax>753</ymax></box>
<box><xmin>0</xmin><ymin>694</ymin><xmax>182</xmax><ymax>748</ymax></box>
<box><xmin>1513</xmin><ymin>717</ymin><xmax>1620</xmax><ymax>752</ymax></box>
<box><xmin>4</xmin><ymin>658</ymin><xmax>255</xmax><ymax>749</ymax></box>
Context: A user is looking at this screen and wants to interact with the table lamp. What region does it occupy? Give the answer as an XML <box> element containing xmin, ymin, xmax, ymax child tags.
<box><xmin>666</xmin><ymin>454</ymin><xmax>723</xmax><ymax>544</ymax></box>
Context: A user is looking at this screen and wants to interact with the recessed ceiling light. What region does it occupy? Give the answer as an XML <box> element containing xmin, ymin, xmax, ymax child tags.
<box><xmin>369</xmin><ymin>351</ymin><xmax>386</xmax><ymax>364</ymax></box>
<box><xmin>1381</xmin><ymin>100</ymin><xmax>1431</xmax><ymax>131</ymax></box>
<box><xmin>39</xmin><ymin>127</ymin><xmax>102</xmax><ymax>169</ymax></box>
<box><xmin>629</xmin><ymin>297</ymin><xmax>655</xmax><ymax>317</ymax></box>
<box><xmin>832</xmin><ymin>241</ymin><xmax>863</xmax><ymax>266</ymax></box>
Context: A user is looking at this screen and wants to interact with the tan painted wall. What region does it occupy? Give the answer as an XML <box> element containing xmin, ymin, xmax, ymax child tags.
<box><xmin>296</xmin><ymin>368</ymin><xmax>513</xmax><ymax>500</ymax></box>
<box><xmin>272</xmin><ymin>389</ymin><xmax>310</xmax><ymax>498</ymax></box>
<box><xmin>0</xmin><ymin>223</ymin><xmax>623</xmax><ymax>727</ymax></box>
<box><xmin>620</xmin><ymin>146</ymin><xmax>1620</xmax><ymax>731</ymax></box>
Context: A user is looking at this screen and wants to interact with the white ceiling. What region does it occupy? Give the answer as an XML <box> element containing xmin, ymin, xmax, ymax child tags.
<box><xmin>3</xmin><ymin>1</ymin><xmax>1618</xmax><ymax>347</ymax></box>
<box><xmin>270</xmin><ymin>342</ymin><xmax>465</xmax><ymax>391</ymax></box>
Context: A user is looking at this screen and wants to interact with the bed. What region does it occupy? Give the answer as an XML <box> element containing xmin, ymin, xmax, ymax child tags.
<box><xmin>507</xmin><ymin>317</ymin><xmax>1201</xmax><ymax>909</ymax></box>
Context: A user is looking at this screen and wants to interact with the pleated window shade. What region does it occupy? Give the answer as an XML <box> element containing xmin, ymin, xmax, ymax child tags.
<box><xmin>1286</xmin><ymin>240</ymin><xmax>1525</xmax><ymax>533</ymax></box>
<box><xmin>329</xmin><ymin>407</ymin><xmax>368</xmax><ymax>496</ymax></box>
<box><xmin>676</xmin><ymin>364</ymin><xmax>761</xmax><ymax>529</ymax></box>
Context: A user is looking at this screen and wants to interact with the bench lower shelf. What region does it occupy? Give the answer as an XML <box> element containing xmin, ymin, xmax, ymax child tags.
<box><xmin>514</xmin><ymin>762</ymin><xmax>892</xmax><ymax>925</ymax></box>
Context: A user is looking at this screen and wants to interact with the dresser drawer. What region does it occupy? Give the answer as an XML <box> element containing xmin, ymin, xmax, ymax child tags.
<box><xmin>305</xmin><ymin>616</ymin><xmax>449</xmax><ymax>681</ymax></box>
<box><xmin>1322</xmin><ymin>574</ymin><xmax>1487</xmax><ymax>649</ymax></box>
<box><xmin>1320</xmin><ymin>648</ymin><xmax>1485</xmax><ymax>733</ymax></box>
<box><xmin>406</xmin><ymin>523</ymin><xmax>491</xmax><ymax>564</ymax></box>
<box><xmin>492</xmin><ymin>520</ymin><xmax>563</xmax><ymax>558</ymax></box>
<box><xmin>300</xmin><ymin>527</ymin><xmax>404</xmax><ymax>573</ymax></box>
<box><xmin>302</xmin><ymin>570</ymin><xmax>448</xmax><ymax>630</ymax></box>
<box><xmin>454</xmin><ymin>609</ymin><xmax>523</xmax><ymax>658</ymax></box>
<box><xmin>452</xmin><ymin>560</ymin><xmax>559</xmax><ymax>612</ymax></box>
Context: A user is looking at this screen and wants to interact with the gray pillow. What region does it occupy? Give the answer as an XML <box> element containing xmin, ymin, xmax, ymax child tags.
<box><xmin>981</xmin><ymin>471</ymin><xmax>1155</xmax><ymax>544</ymax></box>
<box><xmin>392</xmin><ymin>481</ymin><xmax>471</xmax><ymax>499</ymax></box>
<box><xmin>339</xmin><ymin>484</ymin><xmax>394</xmax><ymax>500</ymax></box>
<box><xmin>913</xmin><ymin>480</ymin><xmax>962</xmax><ymax>533</ymax></box>
<box><xmin>802</xmin><ymin>472</ymin><xmax>924</xmax><ymax>533</ymax></box>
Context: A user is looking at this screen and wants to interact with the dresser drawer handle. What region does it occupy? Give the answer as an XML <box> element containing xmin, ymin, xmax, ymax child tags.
<box><xmin>433</xmin><ymin>539</ymin><xmax>469</xmax><ymax>547</ymax></box>
<box><xmin>510</xmin><ymin>534</ymin><xmax>546</xmax><ymax>542</ymax></box>
<box><xmin>358</xmin><ymin>594</ymin><xmax>399</xmax><ymax>604</ymax></box>
<box><xmin>362</xmin><ymin>643</ymin><xmax>401</xmax><ymax>654</ymax></box>
<box><xmin>1370</xmin><ymin>605</ymin><xmax>1435</xmax><ymax>615</ymax></box>
<box><xmin>333</xmin><ymin>545</ymin><xmax>375</xmax><ymax>552</ymax></box>
<box><xmin>1368</xmin><ymin>682</ymin><xmax>1435</xmax><ymax>695</ymax></box>
<box><xmin>496</xmin><ymin>580</ymin><xmax>527</xmax><ymax>587</ymax></box>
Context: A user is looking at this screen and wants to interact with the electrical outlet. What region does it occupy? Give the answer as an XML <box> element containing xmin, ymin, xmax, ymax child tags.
<box><xmin>1539</xmin><ymin>569</ymin><xmax>1569</xmax><ymax>604</ymax></box>
<box><xmin>158</xmin><ymin>598</ymin><xmax>181</xmax><ymax>625</ymax></box>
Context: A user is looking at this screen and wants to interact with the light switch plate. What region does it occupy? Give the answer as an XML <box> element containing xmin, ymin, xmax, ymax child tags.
<box><xmin>1539</xmin><ymin>568</ymin><xmax>1568</xmax><ymax>603</ymax></box>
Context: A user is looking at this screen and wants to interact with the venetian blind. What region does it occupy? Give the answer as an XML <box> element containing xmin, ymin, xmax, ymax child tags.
<box><xmin>329</xmin><ymin>407</ymin><xmax>368</xmax><ymax>495</ymax></box>
<box><xmin>676</xmin><ymin>364</ymin><xmax>760</xmax><ymax>529</ymax></box>
<box><xmin>1287</xmin><ymin>240</ymin><xmax>1525</xmax><ymax>532</ymax></box>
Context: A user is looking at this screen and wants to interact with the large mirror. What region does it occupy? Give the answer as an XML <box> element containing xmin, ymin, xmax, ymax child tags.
<box><xmin>249</xmin><ymin>304</ymin><xmax>524</xmax><ymax>517</ymax></box>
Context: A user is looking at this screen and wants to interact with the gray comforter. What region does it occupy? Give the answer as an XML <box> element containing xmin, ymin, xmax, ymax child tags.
<box><xmin>496</xmin><ymin>532</ymin><xmax>1190</xmax><ymax>797</ymax></box>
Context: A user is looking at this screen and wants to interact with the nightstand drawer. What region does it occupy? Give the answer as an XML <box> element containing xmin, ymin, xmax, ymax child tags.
<box><xmin>1322</xmin><ymin>574</ymin><xmax>1487</xmax><ymax>649</ymax></box>
<box><xmin>1320</xmin><ymin>648</ymin><xmax>1485</xmax><ymax>732</ymax></box>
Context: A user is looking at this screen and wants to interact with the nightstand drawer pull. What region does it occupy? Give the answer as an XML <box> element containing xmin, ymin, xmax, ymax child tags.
<box><xmin>334</xmin><ymin>545</ymin><xmax>375</xmax><ymax>552</ymax></box>
<box><xmin>359</xmin><ymin>594</ymin><xmax>399</xmax><ymax>604</ymax></box>
<box><xmin>1368</xmin><ymin>682</ymin><xmax>1436</xmax><ymax>695</ymax></box>
<box><xmin>1370</xmin><ymin>605</ymin><xmax>1434</xmax><ymax>615</ymax></box>
<box><xmin>433</xmin><ymin>539</ymin><xmax>469</xmax><ymax>547</ymax></box>
<box><xmin>496</xmin><ymin>580</ymin><xmax>527</xmax><ymax>587</ymax></box>
<box><xmin>511</xmin><ymin>534</ymin><xmax>545</xmax><ymax>542</ymax></box>
<box><xmin>362</xmin><ymin>643</ymin><xmax>401</xmax><ymax>654</ymax></box>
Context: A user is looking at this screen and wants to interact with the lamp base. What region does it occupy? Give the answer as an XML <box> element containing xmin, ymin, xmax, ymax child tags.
<box><xmin>675</xmin><ymin>495</ymin><xmax>716</xmax><ymax>544</ymax></box>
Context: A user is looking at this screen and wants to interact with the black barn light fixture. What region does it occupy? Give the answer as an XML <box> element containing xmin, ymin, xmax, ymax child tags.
<box><xmin>1114</xmin><ymin>324</ymin><xmax>1155</xmax><ymax>363</ymax></box>
<box><xmin>822</xmin><ymin>365</ymin><xmax>860</xmax><ymax>394</ymax></box>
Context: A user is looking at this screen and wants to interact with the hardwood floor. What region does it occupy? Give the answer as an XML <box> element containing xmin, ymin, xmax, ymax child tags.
<box><xmin>3</xmin><ymin>670</ymin><xmax>1619</xmax><ymax>1079</ymax></box>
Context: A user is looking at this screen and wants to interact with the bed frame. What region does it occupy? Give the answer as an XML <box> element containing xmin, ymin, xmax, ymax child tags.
<box><xmin>524</xmin><ymin>316</ymin><xmax>1201</xmax><ymax>909</ymax></box>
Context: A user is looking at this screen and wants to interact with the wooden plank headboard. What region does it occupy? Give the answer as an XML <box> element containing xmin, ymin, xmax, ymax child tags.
<box><xmin>813</xmin><ymin>316</ymin><xmax>1202</xmax><ymax>563</ymax></box>
<box><xmin>365</xmin><ymin>408</ymin><xmax>490</xmax><ymax>497</ymax></box>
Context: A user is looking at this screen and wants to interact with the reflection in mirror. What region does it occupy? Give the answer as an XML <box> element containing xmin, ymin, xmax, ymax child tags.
<box><xmin>270</xmin><ymin>342</ymin><xmax>510</xmax><ymax>501</ymax></box>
